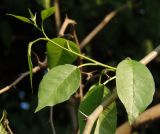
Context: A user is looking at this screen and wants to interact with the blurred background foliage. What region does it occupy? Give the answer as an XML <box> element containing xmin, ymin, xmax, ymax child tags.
<box><xmin>0</xmin><ymin>0</ymin><xmax>160</xmax><ymax>133</ymax></box>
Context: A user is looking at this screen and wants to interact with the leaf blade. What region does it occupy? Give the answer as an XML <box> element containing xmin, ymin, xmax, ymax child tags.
<box><xmin>35</xmin><ymin>64</ymin><xmax>81</xmax><ymax>112</ymax></box>
<box><xmin>41</xmin><ymin>6</ymin><xmax>55</xmax><ymax>21</ymax></box>
<box><xmin>94</xmin><ymin>88</ymin><xmax>117</xmax><ymax>134</ymax></box>
<box><xmin>116</xmin><ymin>59</ymin><xmax>155</xmax><ymax>123</ymax></box>
<box><xmin>78</xmin><ymin>84</ymin><xmax>105</xmax><ymax>133</ymax></box>
<box><xmin>7</xmin><ymin>14</ymin><xmax>32</xmax><ymax>24</ymax></box>
<box><xmin>47</xmin><ymin>38</ymin><xmax>80</xmax><ymax>69</ymax></box>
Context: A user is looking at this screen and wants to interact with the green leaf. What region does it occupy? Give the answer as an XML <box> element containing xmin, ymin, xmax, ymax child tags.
<box><xmin>28</xmin><ymin>8</ymin><xmax>34</xmax><ymax>19</ymax></box>
<box><xmin>6</xmin><ymin>14</ymin><xmax>32</xmax><ymax>24</ymax></box>
<box><xmin>35</xmin><ymin>64</ymin><xmax>81</xmax><ymax>112</ymax></box>
<box><xmin>78</xmin><ymin>84</ymin><xmax>105</xmax><ymax>133</ymax></box>
<box><xmin>28</xmin><ymin>8</ymin><xmax>37</xmax><ymax>23</ymax></box>
<box><xmin>36</xmin><ymin>0</ymin><xmax>51</xmax><ymax>9</ymax></box>
<box><xmin>78</xmin><ymin>85</ymin><xmax>117</xmax><ymax>134</ymax></box>
<box><xmin>47</xmin><ymin>38</ymin><xmax>80</xmax><ymax>69</ymax></box>
<box><xmin>28</xmin><ymin>42</ymin><xmax>33</xmax><ymax>88</ymax></box>
<box><xmin>116</xmin><ymin>59</ymin><xmax>155</xmax><ymax>123</ymax></box>
<box><xmin>41</xmin><ymin>6</ymin><xmax>55</xmax><ymax>21</ymax></box>
<box><xmin>94</xmin><ymin>89</ymin><xmax>117</xmax><ymax>134</ymax></box>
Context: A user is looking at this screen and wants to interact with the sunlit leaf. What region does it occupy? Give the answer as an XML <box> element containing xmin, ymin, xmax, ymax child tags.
<box><xmin>41</xmin><ymin>6</ymin><xmax>55</xmax><ymax>21</ymax></box>
<box><xmin>35</xmin><ymin>64</ymin><xmax>81</xmax><ymax>112</ymax></box>
<box><xmin>116</xmin><ymin>59</ymin><xmax>155</xmax><ymax>123</ymax></box>
<box><xmin>47</xmin><ymin>38</ymin><xmax>80</xmax><ymax>69</ymax></box>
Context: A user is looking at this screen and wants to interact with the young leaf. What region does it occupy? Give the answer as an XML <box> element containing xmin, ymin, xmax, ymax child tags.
<box><xmin>116</xmin><ymin>59</ymin><xmax>155</xmax><ymax>123</ymax></box>
<box><xmin>47</xmin><ymin>38</ymin><xmax>80</xmax><ymax>69</ymax></box>
<box><xmin>28</xmin><ymin>8</ymin><xmax>34</xmax><ymax>20</ymax></box>
<box><xmin>28</xmin><ymin>8</ymin><xmax>37</xmax><ymax>24</ymax></box>
<box><xmin>78</xmin><ymin>84</ymin><xmax>105</xmax><ymax>133</ymax></box>
<box><xmin>94</xmin><ymin>89</ymin><xmax>117</xmax><ymax>134</ymax></box>
<box><xmin>35</xmin><ymin>64</ymin><xmax>81</xmax><ymax>112</ymax></box>
<box><xmin>41</xmin><ymin>6</ymin><xmax>55</xmax><ymax>21</ymax></box>
<box><xmin>6</xmin><ymin>14</ymin><xmax>32</xmax><ymax>24</ymax></box>
<box><xmin>28</xmin><ymin>42</ymin><xmax>33</xmax><ymax>88</ymax></box>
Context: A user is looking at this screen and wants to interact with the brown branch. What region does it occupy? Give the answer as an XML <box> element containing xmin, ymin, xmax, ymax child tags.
<box><xmin>140</xmin><ymin>45</ymin><xmax>160</xmax><ymax>64</ymax></box>
<box><xmin>116</xmin><ymin>104</ymin><xmax>160</xmax><ymax>134</ymax></box>
<box><xmin>82</xmin><ymin>90</ymin><xmax>118</xmax><ymax>134</ymax></box>
<box><xmin>80</xmin><ymin>5</ymin><xmax>127</xmax><ymax>49</ymax></box>
<box><xmin>72</xmin><ymin>24</ymin><xmax>84</xmax><ymax>100</ymax></box>
<box><xmin>59</xmin><ymin>15</ymin><xmax>76</xmax><ymax>36</ymax></box>
<box><xmin>0</xmin><ymin>66</ymin><xmax>41</xmax><ymax>94</ymax></box>
<box><xmin>0</xmin><ymin>57</ymin><xmax>47</xmax><ymax>95</ymax></box>
<box><xmin>82</xmin><ymin>45</ymin><xmax>160</xmax><ymax>134</ymax></box>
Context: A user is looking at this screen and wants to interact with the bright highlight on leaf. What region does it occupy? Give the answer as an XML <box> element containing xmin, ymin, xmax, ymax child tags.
<box><xmin>116</xmin><ymin>59</ymin><xmax>155</xmax><ymax>123</ymax></box>
<box><xmin>47</xmin><ymin>38</ymin><xmax>80</xmax><ymax>69</ymax></box>
<box><xmin>41</xmin><ymin>6</ymin><xmax>55</xmax><ymax>21</ymax></box>
<box><xmin>35</xmin><ymin>64</ymin><xmax>81</xmax><ymax>112</ymax></box>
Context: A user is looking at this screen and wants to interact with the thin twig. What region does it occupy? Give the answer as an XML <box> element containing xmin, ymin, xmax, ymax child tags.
<box><xmin>116</xmin><ymin>104</ymin><xmax>160</xmax><ymax>134</ymax></box>
<box><xmin>49</xmin><ymin>107</ymin><xmax>56</xmax><ymax>134</ymax></box>
<box><xmin>5</xmin><ymin>119</ymin><xmax>13</xmax><ymax>134</ymax></box>
<box><xmin>54</xmin><ymin>0</ymin><xmax>61</xmax><ymax>34</ymax></box>
<box><xmin>80</xmin><ymin>10</ymin><xmax>117</xmax><ymax>49</ymax></box>
<box><xmin>82</xmin><ymin>45</ymin><xmax>160</xmax><ymax>134</ymax></box>
<box><xmin>0</xmin><ymin>66</ymin><xmax>41</xmax><ymax>94</ymax></box>
<box><xmin>80</xmin><ymin>5</ymin><xmax>127</xmax><ymax>49</ymax></box>
<box><xmin>72</xmin><ymin>24</ymin><xmax>84</xmax><ymax>100</ymax></box>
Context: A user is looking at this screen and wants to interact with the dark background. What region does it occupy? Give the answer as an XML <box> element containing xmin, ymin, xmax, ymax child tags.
<box><xmin>0</xmin><ymin>0</ymin><xmax>160</xmax><ymax>133</ymax></box>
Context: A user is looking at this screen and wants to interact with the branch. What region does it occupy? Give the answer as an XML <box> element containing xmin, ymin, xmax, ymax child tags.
<box><xmin>0</xmin><ymin>58</ymin><xmax>47</xmax><ymax>94</ymax></box>
<box><xmin>80</xmin><ymin>5</ymin><xmax>127</xmax><ymax>49</ymax></box>
<box><xmin>59</xmin><ymin>16</ymin><xmax>76</xmax><ymax>36</ymax></box>
<box><xmin>54</xmin><ymin>0</ymin><xmax>61</xmax><ymax>33</ymax></box>
<box><xmin>116</xmin><ymin>104</ymin><xmax>160</xmax><ymax>134</ymax></box>
<box><xmin>82</xmin><ymin>45</ymin><xmax>160</xmax><ymax>134</ymax></box>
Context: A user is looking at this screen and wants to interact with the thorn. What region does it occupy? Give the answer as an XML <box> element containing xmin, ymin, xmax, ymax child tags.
<box><xmin>79</xmin><ymin>110</ymin><xmax>88</xmax><ymax>121</ymax></box>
